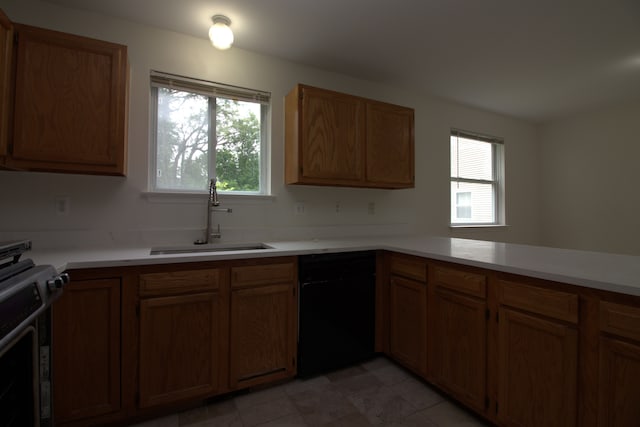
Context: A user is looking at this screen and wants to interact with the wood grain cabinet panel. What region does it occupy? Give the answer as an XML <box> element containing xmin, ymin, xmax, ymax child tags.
<box><xmin>285</xmin><ymin>84</ymin><xmax>414</xmax><ymax>189</ymax></box>
<box><xmin>300</xmin><ymin>85</ymin><xmax>364</xmax><ymax>183</ymax></box>
<box><xmin>432</xmin><ymin>264</ymin><xmax>486</xmax><ymax>298</ymax></box>
<box><xmin>598</xmin><ymin>336</ymin><xmax>640</xmax><ymax>427</ymax></box>
<box><xmin>231</xmin><ymin>262</ymin><xmax>295</xmax><ymax>289</ymax></box>
<box><xmin>429</xmin><ymin>287</ymin><xmax>487</xmax><ymax>413</ymax></box>
<box><xmin>389</xmin><ymin>253</ymin><xmax>427</xmax><ymax>282</ymax></box>
<box><xmin>138</xmin><ymin>292</ymin><xmax>222</xmax><ymax>408</ymax></box>
<box><xmin>229</xmin><ymin>283</ymin><xmax>296</xmax><ymax>388</ymax></box>
<box><xmin>389</xmin><ymin>276</ymin><xmax>427</xmax><ymax>375</ymax></box>
<box><xmin>365</xmin><ymin>101</ymin><xmax>414</xmax><ymax>187</ymax></box>
<box><xmin>600</xmin><ymin>300</ymin><xmax>640</xmax><ymax>342</ymax></box>
<box><xmin>497</xmin><ymin>279</ymin><xmax>578</xmax><ymax>323</ymax></box>
<box><xmin>598</xmin><ymin>300</ymin><xmax>640</xmax><ymax>427</ymax></box>
<box><xmin>8</xmin><ymin>24</ymin><xmax>128</xmax><ymax>175</ymax></box>
<box><xmin>229</xmin><ymin>260</ymin><xmax>297</xmax><ymax>389</ymax></box>
<box><xmin>52</xmin><ymin>278</ymin><xmax>121</xmax><ymax>424</ymax></box>
<box><xmin>0</xmin><ymin>9</ymin><xmax>11</xmax><ymax>159</ymax></box>
<box><xmin>139</xmin><ymin>268</ymin><xmax>222</xmax><ymax>296</ymax></box>
<box><xmin>497</xmin><ymin>307</ymin><xmax>577</xmax><ymax>427</ymax></box>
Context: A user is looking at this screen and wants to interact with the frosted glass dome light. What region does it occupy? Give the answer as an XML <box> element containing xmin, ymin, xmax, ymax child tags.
<box><xmin>209</xmin><ymin>15</ymin><xmax>234</xmax><ymax>50</ymax></box>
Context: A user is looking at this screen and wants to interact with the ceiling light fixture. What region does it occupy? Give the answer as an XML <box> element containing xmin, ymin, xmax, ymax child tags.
<box><xmin>208</xmin><ymin>15</ymin><xmax>234</xmax><ymax>50</ymax></box>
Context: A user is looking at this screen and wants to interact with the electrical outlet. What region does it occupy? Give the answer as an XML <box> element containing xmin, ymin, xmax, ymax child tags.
<box><xmin>367</xmin><ymin>202</ymin><xmax>375</xmax><ymax>215</ymax></box>
<box><xmin>294</xmin><ymin>202</ymin><xmax>306</xmax><ymax>216</ymax></box>
<box><xmin>55</xmin><ymin>196</ymin><xmax>70</xmax><ymax>216</ymax></box>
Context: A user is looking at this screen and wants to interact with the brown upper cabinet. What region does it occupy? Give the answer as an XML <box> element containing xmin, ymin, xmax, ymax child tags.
<box><xmin>0</xmin><ymin>9</ymin><xmax>12</xmax><ymax>158</ymax></box>
<box><xmin>0</xmin><ymin>16</ymin><xmax>128</xmax><ymax>175</ymax></box>
<box><xmin>285</xmin><ymin>84</ymin><xmax>414</xmax><ymax>189</ymax></box>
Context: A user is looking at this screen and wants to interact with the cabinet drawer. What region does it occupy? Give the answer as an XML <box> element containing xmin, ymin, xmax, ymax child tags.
<box><xmin>231</xmin><ymin>263</ymin><xmax>295</xmax><ymax>289</ymax></box>
<box><xmin>431</xmin><ymin>264</ymin><xmax>486</xmax><ymax>298</ymax></box>
<box><xmin>497</xmin><ymin>279</ymin><xmax>578</xmax><ymax>323</ymax></box>
<box><xmin>139</xmin><ymin>268</ymin><xmax>222</xmax><ymax>296</ymax></box>
<box><xmin>390</xmin><ymin>254</ymin><xmax>427</xmax><ymax>282</ymax></box>
<box><xmin>600</xmin><ymin>301</ymin><xmax>640</xmax><ymax>342</ymax></box>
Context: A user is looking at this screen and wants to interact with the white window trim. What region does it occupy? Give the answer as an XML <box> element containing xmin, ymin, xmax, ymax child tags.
<box><xmin>148</xmin><ymin>70</ymin><xmax>271</xmax><ymax>195</ymax></box>
<box><xmin>449</xmin><ymin>129</ymin><xmax>505</xmax><ymax>227</ymax></box>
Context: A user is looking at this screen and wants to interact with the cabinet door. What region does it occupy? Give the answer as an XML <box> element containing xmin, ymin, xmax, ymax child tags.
<box><xmin>366</xmin><ymin>101</ymin><xmax>414</xmax><ymax>188</ymax></box>
<box><xmin>389</xmin><ymin>276</ymin><xmax>427</xmax><ymax>375</ymax></box>
<box><xmin>429</xmin><ymin>287</ymin><xmax>486</xmax><ymax>412</ymax></box>
<box><xmin>0</xmin><ymin>9</ymin><xmax>11</xmax><ymax>158</ymax></box>
<box><xmin>230</xmin><ymin>283</ymin><xmax>296</xmax><ymax>388</ymax></box>
<box><xmin>138</xmin><ymin>292</ymin><xmax>221</xmax><ymax>408</ymax></box>
<box><xmin>10</xmin><ymin>24</ymin><xmax>127</xmax><ymax>175</ymax></box>
<box><xmin>53</xmin><ymin>278</ymin><xmax>121</xmax><ymax>423</ymax></box>
<box><xmin>497</xmin><ymin>307</ymin><xmax>577</xmax><ymax>427</ymax></box>
<box><xmin>598</xmin><ymin>336</ymin><xmax>640</xmax><ymax>426</ymax></box>
<box><xmin>299</xmin><ymin>86</ymin><xmax>365</xmax><ymax>184</ymax></box>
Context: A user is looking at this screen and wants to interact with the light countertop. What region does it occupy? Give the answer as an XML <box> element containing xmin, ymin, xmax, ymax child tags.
<box><xmin>26</xmin><ymin>235</ymin><xmax>640</xmax><ymax>297</ymax></box>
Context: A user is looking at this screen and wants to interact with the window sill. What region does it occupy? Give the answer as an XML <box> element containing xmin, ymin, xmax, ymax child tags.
<box><xmin>141</xmin><ymin>191</ymin><xmax>276</xmax><ymax>205</ymax></box>
<box><xmin>449</xmin><ymin>224</ymin><xmax>509</xmax><ymax>229</ymax></box>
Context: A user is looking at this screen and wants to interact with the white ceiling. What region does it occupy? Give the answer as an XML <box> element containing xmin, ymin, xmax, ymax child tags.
<box><xmin>43</xmin><ymin>0</ymin><xmax>640</xmax><ymax>123</ymax></box>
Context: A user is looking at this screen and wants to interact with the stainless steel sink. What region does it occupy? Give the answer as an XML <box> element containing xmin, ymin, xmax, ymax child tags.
<box><xmin>150</xmin><ymin>242</ymin><xmax>272</xmax><ymax>255</ymax></box>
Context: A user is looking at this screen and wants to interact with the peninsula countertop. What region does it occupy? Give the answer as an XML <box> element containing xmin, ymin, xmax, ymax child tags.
<box><xmin>26</xmin><ymin>235</ymin><xmax>640</xmax><ymax>297</ymax></box>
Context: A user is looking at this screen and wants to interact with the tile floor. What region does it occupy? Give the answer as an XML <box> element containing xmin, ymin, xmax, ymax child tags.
<box><xmin>132</xmin><ymin>356</ymin><xmax>492</xmax><ymax>427</ymax></box>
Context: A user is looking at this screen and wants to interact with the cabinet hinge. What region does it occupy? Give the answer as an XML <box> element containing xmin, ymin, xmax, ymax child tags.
<box><xmin>485</xmin><ymin>308</ymin><xmax>490</xmax><ymax>320</ymax></box>
<box><xmin>135</xmin><ymin>303</ymin><xmax>140</xmax><ymax>317</ymax></box>
<box><xmin>496</xmin><ymin>311</ymin><xmax>499</xmax><ymax>322</ymax></box>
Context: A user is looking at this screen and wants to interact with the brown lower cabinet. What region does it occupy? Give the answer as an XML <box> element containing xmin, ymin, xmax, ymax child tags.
<box><xmin>388</xmin><ymin>254</ymin><xmax>427</xmax><ymax>376</ymax></box>
<box><xmin>138</xmin><ymin>292</ymin><xmax>222</xmax><ymax>408</ymax></box>
<box><xmin>52</xmin><ymin>277</ymin><xmax>121</xmax><ymax>424</ymax></box>
<box><xmin>428</xmin><ymin>262</ymin><xmax>487</xmax><ymax>414</ymax></box>
<box><xmin>495</xmin><ymin>279</ymin><xmax>579</xmax><ymax>427</ymax></box>
<box><xmin>53</xmin><ymin>257</ymin><xmax>296</xmax><ymax>426</ymax></box>
<box><xmin>382</xmin><ymin>254</ymin><xmax>640</xmax><ymax>427</ymax></box>
<box><xmin>229</xmin><ymin>261</ymin><xmax>297</xmax><ymax>388</ymax></box>
<box><xmin>53</xmin><ymin>252</ymin><xmax>640</xmax><ymax>427</ymax></box>
<box><xmin>598</xmin><ymin>301</ymin><xmax>640</xmax><ymax>426</ymax></box>
<box><xmin>497</xmin><ymin>307</ymin><xmax>578</xmax><ymax>426</ymax></box>
<box><xmin>389</xmin><ymin>275</ymin><xmax>427</xmax><ymax>374</ymax></box>
<box><xmin>137</xmin><ymin>267</ymin><xmax>226</xmax><ymax>409</ymax></box>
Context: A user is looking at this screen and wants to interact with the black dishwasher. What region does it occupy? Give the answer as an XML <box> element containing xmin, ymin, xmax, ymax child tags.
<box><xmin>297</xmin><ymin>251</ymin><xmax>376</xmax><ymax>378</ymax></box>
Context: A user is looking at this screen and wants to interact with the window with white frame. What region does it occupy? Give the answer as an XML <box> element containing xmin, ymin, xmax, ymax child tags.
<box><xmin>450</xmin><ymin>130</ymin><xmax>504</xmax><ymax>225</ymax></box>
<box><xmin>150</xmin><ymin>71</ymin><xmax>270</xmax><ymax>194</ymax></box>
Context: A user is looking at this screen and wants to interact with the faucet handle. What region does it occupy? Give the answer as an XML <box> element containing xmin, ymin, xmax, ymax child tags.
<box><xmin>209</xmin><ymin>178</ymin><xmax>221</xmax><ymax>206</ymax></box>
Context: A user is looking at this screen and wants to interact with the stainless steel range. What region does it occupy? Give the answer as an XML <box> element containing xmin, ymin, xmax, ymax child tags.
<box><xmin>0</xmin><ymin>241</ymin><xmax>69</xmax><ymax>427</ymax></box>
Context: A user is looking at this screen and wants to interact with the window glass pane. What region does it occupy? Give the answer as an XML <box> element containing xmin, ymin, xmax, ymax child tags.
<box><xmin>154</xmin><ymin>86</ymin><xmax>265</xmax><ymax>193</ymax></box>
<box><xmin>451</xmin><ymin>136</ymin><xmax>493</xmax><ymax>180</ymax></box>
<box><xmin>450</xmin><ymin>181</ymin><xmax>495</xmax><ymax>224</ymax></box>
<box><xmin>156</xmin><ymin>87</ymin><xmax>209</xmax><ymax>191</ymax></box>
<box><xmin>215</xmin><ymin>98</ymin><xmax>261</xmax><ymax>192</ymax></box>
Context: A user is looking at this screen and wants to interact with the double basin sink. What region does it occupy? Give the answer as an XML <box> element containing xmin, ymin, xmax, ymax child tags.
<box><xmin>150</xmin><ymin>242</ymin><xmax>272</xmax><ymax>255</ymax></box>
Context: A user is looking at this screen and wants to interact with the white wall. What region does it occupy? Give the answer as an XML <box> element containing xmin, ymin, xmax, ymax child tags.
<box><xmin>539</xmin><ymin>101</ymin><xmax>640</xmax><ymax>255</ymax></box>
<box><xmin>0</xmin><ymin>0</ymin><xmax>541</xmax><ymax>249</ymax></box>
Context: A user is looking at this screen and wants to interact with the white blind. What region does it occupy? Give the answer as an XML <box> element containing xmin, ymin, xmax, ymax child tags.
<box><xmin>451</xmin><ymin>129</ymin><xmax>503</xmax><ymax>181</ymax></box>
<box><xmin>150</xmin><ymin>70</ymin><xmax>270</xmax><ymax>105</ymax></box>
